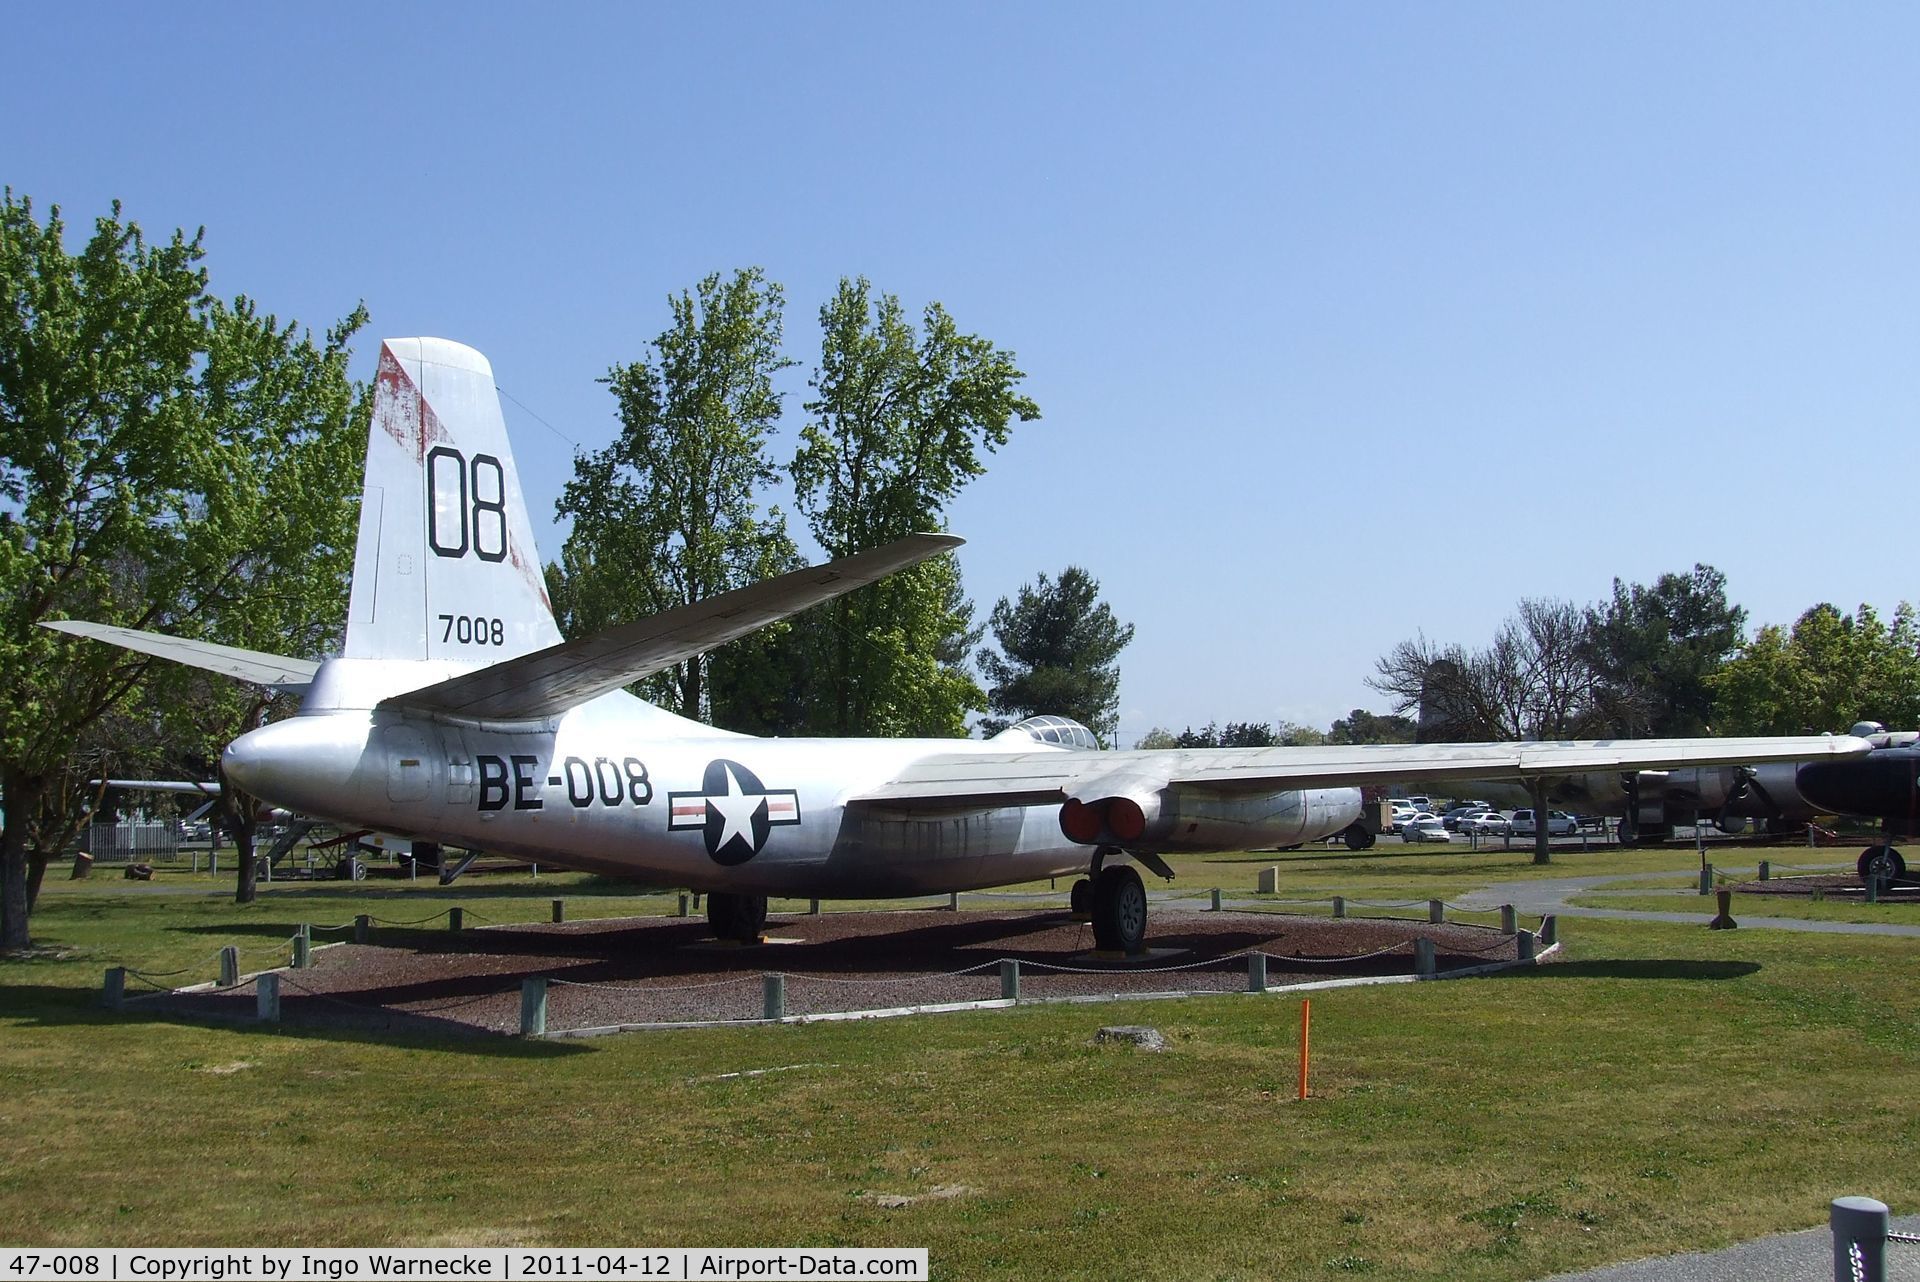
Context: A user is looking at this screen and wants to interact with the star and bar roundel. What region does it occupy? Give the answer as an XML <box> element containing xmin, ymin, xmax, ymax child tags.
<box><xmin>668</xmin><ymin>760</ymin><xmax>801</xmax><ymax>866</ymax></box>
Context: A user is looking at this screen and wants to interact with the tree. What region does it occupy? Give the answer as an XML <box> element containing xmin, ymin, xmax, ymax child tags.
<box><xmin>1326</xmin><ymin>709</ymin><xmax>1417</xmax><ymax>745</ymax></box>
<box><xmin>1369</xmin><ymin>599</ymin><xmax>1601</xmax><ymax>863</ymax></box>
<box><xmin>1710</xmin><ymin>602</ymin><xmax>1920</xmax><ymax>735</ymax></box>
<box><xmin>1581</xmin><ymin>565</ymin><xmax>1745</xmax><ymax>736</ymax></box>
<box><xmin>790</xmin><ymin>277</ymin><xmax>1038</xmax><ymax>736</ymax></box>
<box><xmin>1134</xmin><ymin>726</ymin><xmax>1179</xmax><ymax>749</ymax></box>
<box><xmin>555</xmin><ymin>268</ymin><xmax>797</xmax><ymax>722</ymax></box>
<box><xmin>976</xmin><ymin>567</ymin><xmax>1133</xmax><ymax>744</ymax></box>
<box><xmin>0</xmin><ymin>193</ymin><xmax>367</xmax><ymax>944</ymax></box>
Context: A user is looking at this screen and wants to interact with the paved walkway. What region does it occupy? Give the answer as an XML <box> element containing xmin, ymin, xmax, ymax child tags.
<box><xmin>1540</xmin><ymin>1213</ymin><xmax>1920</xmax><ymax>1280</ymax></box>
<box><xmin>1452</xmin><ymin>868</ymin><xmax>1920</xmax><ymax>938</ymax></box>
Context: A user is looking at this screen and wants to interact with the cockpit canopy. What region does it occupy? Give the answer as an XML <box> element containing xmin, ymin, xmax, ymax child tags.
<box><xmin>990</xmin><ymin>715</ymin><xmax>1100</xmax><ymax>750</ymax></box>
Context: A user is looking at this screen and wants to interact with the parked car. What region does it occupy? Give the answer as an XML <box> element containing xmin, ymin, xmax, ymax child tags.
<box><xmin>1509</xmin><ymin>809</ymin><xmax>1577</xmax><ymax>837</ymax></box>
<box><xmin>1459</xmin><ymin>811</ymin><xmax>1512</xmax><ymax>836</ymax></box>
<box><xmin>1393</xmin><ymin>810</ymin><xmax>1437</xmax><ymax>835</ymax></box>
<box><xmin>1402</xmin><ymin>815</ymin><xmax>1453</xmax><ymax>842</ymax></box>
<box><xmin>1441</xmin><ymin>804</ymin><xmax>1494</xmax><ymax>831</ymax></box>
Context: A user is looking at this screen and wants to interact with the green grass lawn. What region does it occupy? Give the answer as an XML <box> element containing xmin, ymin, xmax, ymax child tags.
<box><xmin>4</xmin><ymin>852</ymin><xmax>1917</xmax><ymax>1280</ymax></box>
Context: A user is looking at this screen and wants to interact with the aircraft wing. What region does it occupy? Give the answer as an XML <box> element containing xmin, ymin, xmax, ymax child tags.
<box><xmin>381</xmin><ymin>533</ymin><xmax>963</xmax><ymax>722</ymax></box>
<box><xmin>39</xmin><ymin>621</ymin><xmax>318</xmax><ymax>688</ymax></box>
<box><xmin>845</xmin><ymin>734</ymin><xmax>1873</xmax><ymax>811</ymax></box>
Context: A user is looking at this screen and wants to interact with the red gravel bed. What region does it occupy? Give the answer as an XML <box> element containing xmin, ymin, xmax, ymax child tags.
<box><xmin>137</xmin><ymin>908</ymin><xmax>1533</xmax><ymax>1038</ymax></box>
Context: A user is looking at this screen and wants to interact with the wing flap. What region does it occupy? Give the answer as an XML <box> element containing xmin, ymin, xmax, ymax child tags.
<box><xmin>381</xmin><ymin>533</ymin><xmax>962</xmax><ymax>722</ymax></box>
<box><xmin>845</xmin><ymin>735</ymin><xmax>1872</xmax><ymax>810</ymax></box>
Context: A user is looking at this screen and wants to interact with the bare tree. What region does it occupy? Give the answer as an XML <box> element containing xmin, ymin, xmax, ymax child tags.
<box><xmin>1369</xmin><ymin>599</ymin><xmax>1601</xmax><ymax>863</ymax></box>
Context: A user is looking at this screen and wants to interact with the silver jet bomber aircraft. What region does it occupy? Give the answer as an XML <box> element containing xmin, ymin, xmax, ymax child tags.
<box><xmin>45</xmin><ymin>339</ymin><xmax>1875</xmax><ymax>954</ymax></box>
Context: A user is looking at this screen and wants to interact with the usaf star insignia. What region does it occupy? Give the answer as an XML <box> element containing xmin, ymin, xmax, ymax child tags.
<box><xmin>668</xmin><ymin>759</ymin><xmax>801</xmax><ymax>865</ymax></box>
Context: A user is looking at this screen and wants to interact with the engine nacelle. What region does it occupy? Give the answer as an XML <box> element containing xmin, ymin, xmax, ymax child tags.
<box><xmin>1059</xmin><ymin>782</ymin><xmax>1362</xmax><ymax>853</ymax></box>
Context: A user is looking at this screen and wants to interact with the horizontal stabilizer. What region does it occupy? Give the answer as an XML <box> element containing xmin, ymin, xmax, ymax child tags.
<box><xmin>40</xmin><ymin>621</ymin><xmax>318</xmax><ymax>688</ymax></box>
<box><xmin>846</xmin><ymin>735</ymin><xmax>1873</xmax><ymax>812</ymax></box>
<box><xmin>382</xmin><ymin>533</ymin><xmax>964</xmax><ymax>722</ymax></box>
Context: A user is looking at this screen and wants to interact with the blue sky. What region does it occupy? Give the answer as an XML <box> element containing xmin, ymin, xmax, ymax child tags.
<box><xmin>8</xmin><ymin>4</ymin><xmax>1917</xmax><ymax>740</ymax></box>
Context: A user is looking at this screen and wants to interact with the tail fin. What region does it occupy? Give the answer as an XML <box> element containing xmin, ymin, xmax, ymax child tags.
<box><xmin>346</xmin><ymin>338</ymin><xmax>563</xmax><ymax>662</ymax></box>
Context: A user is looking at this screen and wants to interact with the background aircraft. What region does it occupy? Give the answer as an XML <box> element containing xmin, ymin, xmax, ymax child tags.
<box><xmin>45</xmin><ymin>339</ymin><xmax>1873</xmax><ymax>954</ymax></box>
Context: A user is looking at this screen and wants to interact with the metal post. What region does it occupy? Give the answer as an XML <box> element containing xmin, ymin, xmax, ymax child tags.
<box><xmin>1413</xmin><ymin>937</ymin><xmax>1435</xmax><ymax>977</ymax></box>
<box><xmin>1517</xmin><ymin>929</ymin><xmax>1536</xmax><ymax>961</ymax></box>
<box><xmin>677</xmin><ymin>893</ymin><xmax>689</xmax><ymax>918</ymax></box>
<box><xmin>1699</xmin><ymin>865</ymin><xmax>1714</xmax><ymax>896</ymax></box>
<box><xmin>948</xmin><ymin>891</ymin><xmax>959</xmax><ymax>911</ymax></box>
<box><xmin>1428</xmin><ymin>899</ymin><xmax>1444</xmax><ymax>925</ymax></box>
<box><xmin>218</xmin><ymin>946</ymin><xmax>239</xmax><ymax>988</ymax></box>
<box><xmin>293</xmin><ymin>928</ymin><xmax>311</xmax><ymax>969</ymax></box>
<box><xmin>1000</xmin><ymin>959</ymin><xmax>1020</xmax><ymax>1001</ymax></box>
<box><xmin>1758</xmin><ymin>860</ymin><xmax>1770</xmax><ymax>881</ymax></box>
<box><xmin>1499</xmin><ymin>904</ymin><xmax>1517</xmax><ymax>935</ymax></box>
<box><xmin>354</xmin><ymin>914</ymin><xmax>369</xmax><ymax>944</ymax></box>
<box><xmin>448</xmin><ymin>907</ymin><xmax>463</xmax><ymax>932</ymax></box>
<box><xmin>1332</xmin><ymin>895</ymin><xmax>1346</xmax><ymax>919</ymax></box>
<box><xmin>1247</xmin><ymin>952</ymin><xmax>1267</xmax><ymax>993</ymax></box>
<box><xmin>209</xmin><ymin>850</ymin><xmax>217</xmax><ymax>876</ymax></box>
<box><xmin>103</xmin><ymin>967</ymin><xmax>125</xmax><ymax>1011</ymax></box>
<box><xmin>256</xmin><ymin>972</ymin><xmax>280</xmax><ymax>1023</ymax></box>
<box><xmin>762</xmin><ymin>973</ymin><xmax>786</xmax><ymax>1020</ymax></box>
<box><xmin>809</xmin><ymin>898</ymin><xmax>820</xmax><ymax>915</ymax></box>
<box><xmin>1866</xmin><ymin>874</ymin><xmax>1879</xmax><ymax>904</ymax></box>
<box><xmin>1210</xmin><ymin>888</ymin><xmax>1222</xmax><ymax>912</ymax></box>
<box><xmin>1540</xmin><ymin>915</ymin><xmax>1558</xmax><ymax>946</ymax></box>
<box><xmin>551</xmin><ymin>898</ymin><xmax>565</xmax><ymax>924</ymax></box>
<box><xmin>1831</xmin><ymin>1195</ymin><xmax>1888</xmax><ymax>1282</ymax></box>
<box><xmin>519</xmin><ymin>977</ymin><xmax>547</xmax><ymax>1037</ymax></box>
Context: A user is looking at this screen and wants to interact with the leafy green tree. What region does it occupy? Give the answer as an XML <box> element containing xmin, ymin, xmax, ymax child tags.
<box><xmin>1581</xmin><ymin>565</ymin><xmax>1745</xmax><ymax>736</ymax></box>
<box><xmin>790</xmin><ymin>277</ymin><xmax>1038</xmax><ymax>736</ymax></box>
<box><xmin>1</xmin><ymin>194</ymin><xmax>366</xmax><ymax>943</ymax></box>
<box><xmin>556</xmin><ymin>268</ymin><xmax>797</xmax><ymax>722</ymax></box>
<box><xmin>1134</xmin><ymin>726</ymin><xmax>1179</xmax><ymax>749</ymax></box>
<box><xmin>1326</xmin><ymin>709</ymin><xmax>1416</xmax><ymax>744</ymax></box>
<box><xmin>1710</xmin><ymin>602</ymin><xmax>1920</xmax><ymax>734</ymax></box>
<box><xmin>976</xmin><ymin>567</ymin><xmax>1133</xmax><ymax>744</ymax></box>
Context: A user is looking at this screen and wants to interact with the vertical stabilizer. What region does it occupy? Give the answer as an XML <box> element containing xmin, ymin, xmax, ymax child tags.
<box><xmin>345</xmin><ymin>338</ymin><xmax>563</xmax><ymax>662</ymax></box>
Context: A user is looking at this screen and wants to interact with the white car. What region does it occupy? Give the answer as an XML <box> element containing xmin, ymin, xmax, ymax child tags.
<box><xmin>1402</xmin><ymin>816</ymin><xmax>1452</xmax><ymax>842</ymax></box>
<box><xmin>1509</xmin><ymin>809</ymin><xmax>1577</xmax><ymax>837</ymax></box>
<box><xmin>1459</xmin><ymin>812</ymin><xmax>1512</xmax><ymax>836</ymax></box>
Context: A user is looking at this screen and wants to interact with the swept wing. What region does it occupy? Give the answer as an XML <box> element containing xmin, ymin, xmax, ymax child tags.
<box><xmin>380</xmin><ymin>533</ymin><xmax>962</xmax><ymax>722</ymax></box>
<box><xmin>38</xmin><ymin>621</ymin><xmax>317</xmax><ymax>688</ymax></box>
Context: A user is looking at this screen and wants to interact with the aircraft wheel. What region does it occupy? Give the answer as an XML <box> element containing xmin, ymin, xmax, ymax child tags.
<box><xmin>1858</xmin><ymin>845</ymin><xmax>1907</xmax><ymax>884</ymax></box>
<box><xmin>707</xmin><ymin>891</ymin><xmax>768</xmax><ymax>942</ymax></box>
<box><xmin>1090</xmin><ymin>866</ymin><xmax>1148</xmax><ymax>955</ymax></box>
<box><xmin>1344</xmin><ymin>826</ymin><xmax>1376</xmax><ymax>851</ymax></box>
<box><xmin>1069</xmin><ymin>877</ymin><xmax>1092</xmax><ymax>916</ymax></box>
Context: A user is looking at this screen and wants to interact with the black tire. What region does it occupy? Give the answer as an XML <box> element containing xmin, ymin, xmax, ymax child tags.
<box><xmin>1344</xmin><ymin>825</ymin><xmax>1376</xmax><ymax>851</ymax></box>
<box><xmin>1090</xmin><ymin>865</ymin><xmax>1148</xmax><ymax>955</ymax></box>
<box><xmin>1069</xmin><ymin>877</ymin><xmax>1092</xmax><ymax>916</ymax></box>
<box><xmin>707</xmin><ymin>891</ymin><xmax>768</xmax><ymax>942</ymax></box>
<box><xmin>1858</xmin><ymin>845</ymin><xmax>1907</xmax><ymax>883</ymax></box>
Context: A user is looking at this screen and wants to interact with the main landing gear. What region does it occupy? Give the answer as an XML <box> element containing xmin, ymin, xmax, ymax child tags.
<box><xmin>1858</xmin><ymin>844</ymin><xmax>1908</xmax><ymax>884</ymax></box>
<box><xmin>707</xmin><ymin>891</ymin><xmax>768</xmax><ymax>943</ymax></box>
<box><xmin>1067</xmin><ymin>857</ymin><xmax>1150</xmax><ymax>956</ymax></box>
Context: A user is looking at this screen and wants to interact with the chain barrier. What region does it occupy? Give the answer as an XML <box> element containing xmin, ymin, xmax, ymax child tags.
<box><xmin>779</xmin><ymin>960</ymin><xmax>1005</xmax><ymax>985</ymax></box>
<box><xmin>366</xmin><ymin>911</ymin><xmax>451</xmax><ymax>927</ymax></box>
<box><xmin>1019</xmin><ymin>951</ymin><xmax>1253</xmax><ymax>976</ymax></box>
<box><xmin>1889</xmin><ymin>1231</ymin><xmax>1920</xmax><ymax>1245</ymax></box>
<box><xmin>549</xmin><ymin>974</ymin><xmax>758</xmax><ymax>994</ymax></box>
<box><xmin>276</xmin><ymin>973</ymin><xmax>503</xmax><ymax>1015</ymax></box>
<box><xmin>1254</xmin><ymin>940</ymin><xmax>1413</xmax><ymax>965</ymax></box>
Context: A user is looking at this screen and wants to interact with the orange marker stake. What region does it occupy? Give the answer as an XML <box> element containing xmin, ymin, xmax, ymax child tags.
<box><xmin>1298</xmin><ymin>998</ymin><xmax>1312</xmax><ymax>1100</ymax></box>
